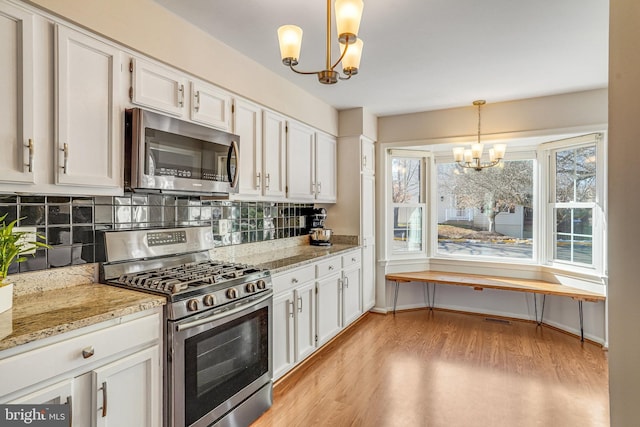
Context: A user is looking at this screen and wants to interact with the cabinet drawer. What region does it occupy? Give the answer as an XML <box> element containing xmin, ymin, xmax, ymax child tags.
<box><xmin>273</xmin><ymin>264</ymin><xmax>315</xmax><ymax>294</ymax></box>
<box><xmin>0</xmin><ymin>312</ymin><xmax>160</xmax><ymax>398</ymax></box>
<box><xmin>342</xmin><ymin>250</ymin><xmax>361</xmax><ymax>269</ymax></box>
<box><xmin>316</xmin><ymin>256</ymin><xmax>341</xmax><ymax>278</ymax></box>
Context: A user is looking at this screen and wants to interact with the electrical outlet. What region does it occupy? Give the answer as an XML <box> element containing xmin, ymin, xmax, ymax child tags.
<box><xmin>13</xmin><ymin>226</ymin><xmax>38</xmax><ymax>255</ymax></box>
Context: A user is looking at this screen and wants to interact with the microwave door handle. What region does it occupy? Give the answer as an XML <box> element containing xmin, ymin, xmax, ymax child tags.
<box><xmin>227</xmin><ymin>140</ymin><xmax>240</xmax><ymax>189</ymax></box>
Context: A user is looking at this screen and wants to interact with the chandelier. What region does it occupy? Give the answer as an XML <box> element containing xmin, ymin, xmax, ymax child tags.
<box><xmin>452</xmin><ymin>100</ymin><xmax>507</xmax><ymax>171</ymax></box>
<box><xmin>277</xmin><ymin>0</ymin><xmax>364</xmax><ymax>84</ymax></box>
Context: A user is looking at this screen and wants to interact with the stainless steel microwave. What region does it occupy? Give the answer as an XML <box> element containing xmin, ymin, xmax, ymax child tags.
<box><xmin>124</xmin><ymin>108</ymin><xmax>239</xmax><ymax>196</ymax></box>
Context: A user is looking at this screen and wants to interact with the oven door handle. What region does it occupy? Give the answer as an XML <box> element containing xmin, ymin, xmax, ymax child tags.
<box><xmin>176</xmin><ymin>292</ymin><xmax>272</xmax><ymax>331</ymax></box>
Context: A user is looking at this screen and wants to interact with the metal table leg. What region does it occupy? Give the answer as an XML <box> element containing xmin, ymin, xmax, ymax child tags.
<box><xmin>533</xmin><ymin>294</ymin><xmax>546</xmax><ymax>325</ymax></box>
<box><xmin>579</xmin><ymin>300</ymin><xmax>584</xmax><ymax>342</ymax></box>
<box><xmin>393</xmin><ymin>281</ymin><xmax>399</xmax><ymax>315</ymax></box>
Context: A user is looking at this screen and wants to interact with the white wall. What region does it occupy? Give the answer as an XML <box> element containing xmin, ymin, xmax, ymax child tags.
<box><xmin>376</xmin><ymin>90</ymin><xmax>608</xmax><ymax>344</ymax></box>
<box><xmin>27</xmin><ymin>0</ymin><xmax>338</xmax><ymax>135</ymax></box>
<box><xmin>608</xmin><ymin>0</ymin><xmax>640</xmax><ymax>425</ymax></box>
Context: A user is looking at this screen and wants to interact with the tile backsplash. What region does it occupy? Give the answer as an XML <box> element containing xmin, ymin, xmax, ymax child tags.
<box><xmin>0</xmin><ymin>194</ymin><xmax>312</xmax><ymax>275</ymax></box>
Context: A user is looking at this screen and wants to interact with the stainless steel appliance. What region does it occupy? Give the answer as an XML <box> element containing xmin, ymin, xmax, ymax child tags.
<box><xmin>99</xmin><ymin>227</ymin><xmax>272</xmax><ymax>427</ymax></box>
<box><xmin>125</xmin><ymin>108</ymin><xmax>240</xmax><ymax>196</ymax></box>
<box><xmin>307</xmin><ymin>208</ymin><xmax>332</xmax><ymax>246</ymax></box>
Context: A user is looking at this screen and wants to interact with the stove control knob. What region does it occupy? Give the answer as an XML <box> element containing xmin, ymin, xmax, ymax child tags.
<box><xmin>226</xmin><ymin>288</ymin><xmax>238</xmax><ymax>300</ymax></box>
<box><xmin>187</xmin><ymin>299</ymin><xmax>199</xmax><ymax>312</ymax></box>
<box><xmin>246</xmin><ymin>282</ymin><xmax>256</xmax><ymax>293</ymax></box>
<box><xmin>203</xmin><ymin>294</ymin><xmax>216</xmax><ymax>307</ymax></box>
<box><xmin>256</xmin><ymin>279</ymin><xmax>267</xmax><ymax>290</ymax></box>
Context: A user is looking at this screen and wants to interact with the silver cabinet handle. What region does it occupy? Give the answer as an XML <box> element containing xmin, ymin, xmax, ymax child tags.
<box><xmin>317</xmin><ymin>181</ymin><xmax>322</xmax><ymax>194</ymax></box>
<box><xmin>178</xmin><ymin>84</ymin><xmax>185</xmax><ymax>107</ymax></box>
<box><xmin>265</xmin><ymin>173</ymin><xmax>271</xmax><ymax>189</ymax></box>
<box><xmin>25</xmin><ymin>139</ymin><xmax>34</xmax><ymax>172</ymax></box>
<box><xmin>81</xmin><ymin>346</ymin><xmax>95</xmax><ymax>359</ymax></box>
<box><xmin>352</xmin><ymin>257</ymin><xmax>357</xmax><ymax>262</ymax></box>
<box><xmin>297</xmin><ymin>296</ymin><xmax>303</xmax><ymax>312</ymax></box>
<box><xmin>344</xmin><ymin>276</ymin><xmax>349</xmax><ymax>288</ymax></box>
<box><xmin>291</xmin><ymin>277</ymin><xmax>298</xmax><ymax>284</ymax></box>
<box><xmin>194</xmin><ymin>90</ymin><xmax>201</xmax><ymax>111</ymax></box>
<box><xmin>363</xmin><ymin>155</ymin><xmax>367</xmax><ymax>168</ymax></box>
<box><xmin>99</xmin><ymin>381</ymin><xmax>107</xmax><ymax>417</ymax></box>
<box><xmin>289</xmin><ymin>301</ymin><xmax>294</xmax><ymax>318</ymax></box>
<box><xmin>338</xmin><ymin>278</ymin><xmax>343</xmax><ymax>290</ymax></box>
<box><xmin>256</xmin><ymin>172</ymin><xmax>261</xmax><ymax>189</ymax></box>
<box><xmin>66</xmin><ymin>395</ymin><xmax>73</xmax><ymax>426</ymax></box>
<box><xmin>60</xmin><ymin>143</ymin><xmax>69</xmax><ymax>174</ymax></box>
<box><xmin>328</xmin><ymin>265</ymin><xmax>334</xmax><ymax>271</ymax></box>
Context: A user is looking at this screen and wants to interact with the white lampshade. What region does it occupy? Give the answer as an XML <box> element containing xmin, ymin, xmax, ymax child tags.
<box><xmin>493</xmin><ymin>143</ymin><xmax>507</xmax><ymax>160</ymax></box>
<box><xmin>340</xmin><ymin>38</ymin><xmax>364</xmax><ymax>72</ymax></box>
<box><xmin>336</xmin><ymin>0</ymin><xmax>363</xmax><ymax>42</ymax></box>
<box><xmin>463</xmin><ymin>149</ymin><xmax>473</xmax><ymax>163</ymax></box>
<box><xmin>277</xmin><ymin>25</ymin><xmax>303</xmax><ymax>63</ymax></box>
<box><xmin>471</xmin><ymin>143</ymin><xmax>483</xmax><ymax>159</ymax></box>
<box><xmin>489</xmin><ymin>148</ymin><xmax>496</xmax><ymax>162</ymax></box>
<box><xmin>453</xmin><ymin>147</ymin><xmax>465</xmax><ymax>162</ymax></box>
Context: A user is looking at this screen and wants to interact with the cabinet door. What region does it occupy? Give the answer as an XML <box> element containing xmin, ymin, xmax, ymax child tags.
<box><xmin>316</xmin><ymin>274</ymin><xmax>342</xmax><ymax>347</ymax></box>
<box><xmin>361</xmin><ymin>137</ymin><xmax>375</xmax><ymax>175</ymax></box>
<box><xmin>294</xmin><ymin>282</ymin><xmax>316</xmax><ymax>362</ymax></box>
<box><xmin>315</xmin><ymin>132</ymin><xmax>337</xmax><ymax>203</ymax></box>
<box><xmin>191</xmin><ymin>80</ymin><xmax>232</xmax><ymax>131</ymax></box>
<box><xmin>361</xmin><ymin>244</ymin><xmax>376</xmax><ymax>310</ymax></box>
<box><xmin>91</xmin><ymin>345</ymin><xmax>160</xmax><ymax>427</ymax></box>
<box><xmin>262</xmin><ymin>110</ymin><xmax>287</xmax><ymax>199</ymax></box>
<box><xmin>55</xmin><ymin>25</ymin><xmax>122</xmax><ymax>189</ymax></box>
<box><xmin>342</xmin><ymin>266</ymin><xmax>362</xmax><ymax>327</ymax></box>
<box><xmin>286</xmin><ymin>120</ymin><xmax>315</xmax><ymax>202</ymax></box>
<box><xmin>272</xmin><ymin>292</ymin><xmax>295</xmax><ymax>380</ymax></box>
<box><xmin>131</xmin><ymin>57</ymin><xmax>186</xmax><ymax>117</ymax></box>
<box><xmin>0</xmin><ymin>2</ymin><xmax>35</xmax><ymax>184</ymax></box>
<box><xmin>233</xmin><ymin>99</ymin><xmax>263</xmax><ymax>198</ymax></box>
<box><xmin>7</xmin><ymin>379</ymin><xmax>73</xmax><ymax>405</ymax></box>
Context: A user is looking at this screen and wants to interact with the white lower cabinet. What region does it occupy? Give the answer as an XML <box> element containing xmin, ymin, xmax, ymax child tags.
<box><xmin>0</xmin><ymin>310</ymin><xmax>162</xmax><ymax>427</ymax></box>
<box><xmin>272</xmin><ymin>250</ymin><xmax>363</xmax><ymax>381</ymax></box>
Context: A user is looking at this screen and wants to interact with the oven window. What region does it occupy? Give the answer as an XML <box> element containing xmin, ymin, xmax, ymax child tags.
<box><xmin>145</xmin><ymin>128</ymin><xmax>234</xmax><ymax>182</ymax></box>
<box><xmin>184</xmin><ymin>307</ymin><xmax>269</xmax><ymax>426</ymax></box>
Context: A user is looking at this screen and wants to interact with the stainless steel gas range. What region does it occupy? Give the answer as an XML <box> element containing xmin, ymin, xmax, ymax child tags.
<box><xmin>99</xmin><ymin>226</ymin><xmax>273</xmax><ymax>427</ymax></box>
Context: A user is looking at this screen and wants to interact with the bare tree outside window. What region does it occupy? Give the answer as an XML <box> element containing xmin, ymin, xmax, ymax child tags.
<box><xmin>392</xmin><ymin>157</ymin><xmax>424</xmax><ymax>252</ymax></box>
<box><xmin>437</xmin><ymin>160</ymin><xmax>534</xmax><ymax>258</ymax></box>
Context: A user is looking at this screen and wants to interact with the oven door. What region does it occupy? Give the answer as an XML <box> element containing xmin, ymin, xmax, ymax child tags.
<box><xmin>126</xmin><ymin>107</ymin><xmax>239</xmax><ymax>195</ymax></box>
<box><xmin>169</xmin><ymin>291</ymin><xmax>272</xmax><ymax>427</ymax></box>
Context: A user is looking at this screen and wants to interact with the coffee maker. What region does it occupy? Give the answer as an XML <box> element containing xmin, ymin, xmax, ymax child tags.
<box><xmin>307</xmin><ymin>208</ymin><xmax>332</xmax><ymax>246</ymax></box>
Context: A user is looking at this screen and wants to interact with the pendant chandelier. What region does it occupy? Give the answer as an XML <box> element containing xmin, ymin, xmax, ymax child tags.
<box><xmin>277</xmin><ymin>0</ymin><xmax>364</xmax><ymax>84</ymax></box>
<box><xmin>452</xmin><ymin>100</ymin><xmax>507</xmax><ymax>171</ymax></box>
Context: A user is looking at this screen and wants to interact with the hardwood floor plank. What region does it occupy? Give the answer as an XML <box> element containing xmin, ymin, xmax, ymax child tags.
<box><xmin>253</xmin><ymin>310</ymin><xmax>609</xmax><ymax>427</ymax></box>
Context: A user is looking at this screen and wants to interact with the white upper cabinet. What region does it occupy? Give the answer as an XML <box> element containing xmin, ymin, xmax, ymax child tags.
<box><xmin>55</xmin><ymin>25</ymin><xmax>123</xmax><ymax>189</ymax></box>
<box><xmin>262</xmin><ymin>110</ymin><xmax>288</xmax><ymax>199</ymax></box>
<box><xmin>286</xmin><ymin>120</ymin><xmax>337</xmax><ymax>203</ymax></box>
<box><xmin>130</xmin><ymin>57</ymin><xmax>187</xmax><ymax>117</ymax></box>
<box><xmin>286</xmin><ymin>120</ymin><xmax>316</xmax><ymax>202</ymax></box>
<box><xmin>315</xmin><ymin>132</ymin><xmax>337</xmax><ymax>203</ymax></box>
<box><xmin>190</xmin><ymin>80</ymin><xmax>232</xmax><ymax>131</ymax></box>
<box><xmin>233</xmin><ymin>98</ymin><xmax>263</xmax><ymax>198</ymax></box>
<box><xmin>0</xmin><ymin>2</ymin><xmax>35</xmax><ymax>184</ymax></box>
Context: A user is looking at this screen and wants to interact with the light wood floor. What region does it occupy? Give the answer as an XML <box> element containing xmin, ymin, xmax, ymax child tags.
<box><xmin>253</xmin><ymin>309</ymin><xmax>609</xmax><ymax>427</ymax></box>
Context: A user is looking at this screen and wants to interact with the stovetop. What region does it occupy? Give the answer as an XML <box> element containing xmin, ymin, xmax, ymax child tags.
<box><xmin>99</xmin><ymin>226</ymin><xmax>272</xmax><ymax>320</ymax></box>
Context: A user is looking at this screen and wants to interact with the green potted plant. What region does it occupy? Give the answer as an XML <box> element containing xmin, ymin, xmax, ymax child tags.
<box><xmin>0</xmin><ymin>214</ymin><xmax>49</xmax><ymax>313</ymax></box>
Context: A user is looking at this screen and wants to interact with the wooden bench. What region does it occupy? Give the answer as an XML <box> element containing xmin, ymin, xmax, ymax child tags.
<box><xmin>385</xmin><ymin>270</ymin><xmax>606</xmax><ymax>342</ymax></box>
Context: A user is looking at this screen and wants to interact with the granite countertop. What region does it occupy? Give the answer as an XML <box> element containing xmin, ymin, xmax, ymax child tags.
<box><xmin>0</xmin><ymin>283</ymin><xmax>166</xmax><ymax>352</ymax></box>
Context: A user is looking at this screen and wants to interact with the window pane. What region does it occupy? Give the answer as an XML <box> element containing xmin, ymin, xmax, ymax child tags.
<box><xmin>555</xmin><ymin>145</ymin><xmax>596</xmax><ymax>203</ymax></box>
<box><xmin>392</xmin><ymin>158</ymin><xmax>422</xmax><ymax>203</ymax></box>
<box><xmin>553</xmin><ymin>207</ymin><xmax>593</xmax><ymax>265</ymax></box>
<box><xmin>393</xmin><ymin>206</ymin><xmax>422</xmax><ymax>252</ymax></box>
<box><xmin>437</xmin><ymin>160</ymin><xmax>534</xmax><ymax>259</ymax></box>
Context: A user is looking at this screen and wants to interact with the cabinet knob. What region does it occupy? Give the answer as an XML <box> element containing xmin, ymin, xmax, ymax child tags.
<box><xmin>81</xmin><ymin>346</ymin><xmax>95</xmax><ymax>359</ymax></box>
<box><xmin>291</xmin><ymin>277</ymin><xmax>298</xmax><ymax>284</ymax></box>
<box><xmin>328</xmin><ymin>265</ymin><xmax>334</xmax><ymax>270</ymax></box>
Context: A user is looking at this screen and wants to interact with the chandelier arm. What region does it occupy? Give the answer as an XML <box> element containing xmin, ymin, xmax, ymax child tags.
<box><xmin>338</xmin><ymin>73</ymin><xmax>353</xmax><ymax>81</ymax></box>
<box><xmin>288</xmin><ymin>63</ymin><xmax>322</xmax><ymax>76</ymax></box>
<box><xmin>331</xmin><ymin>36</ymin><xmax>350</xmax><ymax>70</ymax></box>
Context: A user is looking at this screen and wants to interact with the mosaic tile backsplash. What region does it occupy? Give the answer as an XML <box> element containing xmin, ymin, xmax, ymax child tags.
<box><xmin>0</xmin><ymin>194</ymin><xmax>313</xmax><ymax>275</ymax></box>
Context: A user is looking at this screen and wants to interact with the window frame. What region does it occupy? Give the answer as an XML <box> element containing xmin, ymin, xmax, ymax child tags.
<box><xmin>387</xmin><ymin>151</ymin><xmax>428</xmax><ymax>259</ymax></box>
<box><xmin>542</xmin><ymin>133</ymin><xmax>606</xmax><ymax>275</ymax></box>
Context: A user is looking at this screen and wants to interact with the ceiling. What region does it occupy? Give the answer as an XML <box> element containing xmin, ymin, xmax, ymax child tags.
<box><xmin>154</xmin><ymin>0</ymin><xmax>609</xmax><ymax>117</ymax></box>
